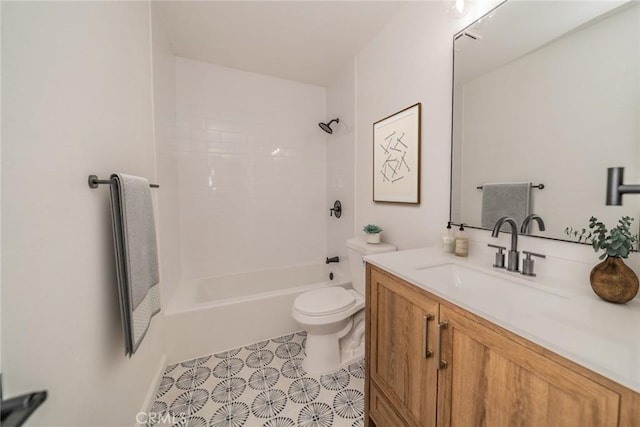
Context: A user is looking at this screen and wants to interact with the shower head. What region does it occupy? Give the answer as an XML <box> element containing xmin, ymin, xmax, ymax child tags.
<box><xmin>319</xmin><ymin>118</ymin><xmax>339</xmax><ymax>134</ymax></box>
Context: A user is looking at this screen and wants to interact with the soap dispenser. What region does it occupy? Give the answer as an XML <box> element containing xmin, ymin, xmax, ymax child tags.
<box><xmin>454</xmin><ymin>224</ymin><xmax>469</xmax><ymax>257</ymax></box>
<box><xmin>443</xmin><ymin>222</ymin><xmax>455</xmax><ymax>253</ymax></box>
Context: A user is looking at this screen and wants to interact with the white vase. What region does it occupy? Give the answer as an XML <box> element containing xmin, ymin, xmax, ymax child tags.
<box><xmin>366</xmin><ymin>233</ymin><xmax>381</xmax><ymax>244</ymax></box>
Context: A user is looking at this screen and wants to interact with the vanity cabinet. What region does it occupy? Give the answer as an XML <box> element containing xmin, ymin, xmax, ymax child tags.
<box><xmin>368</xmin><ymin>267</ymin><xmax>438</xmax><ymax>426</ymax></box>
<box><xmin>437</xmin><ymin>305</ymin><xmax>619</xmax><ymax>426</ymax></box>
<box><xmin>365</xmin><ymin>264</ymin><xmax>640</xmax><ymax>427</ymax></box>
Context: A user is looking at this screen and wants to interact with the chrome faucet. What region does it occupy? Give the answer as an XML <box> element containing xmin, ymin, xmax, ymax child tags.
<box><xmin>520</xmin><ymin>214</ymin><xmax>546</xmax><ymax>234</ymax></box>
<box><xmin>491</xmin><ymin>216</ymin><xmax>520</xmax><ymax>272</ymax></box>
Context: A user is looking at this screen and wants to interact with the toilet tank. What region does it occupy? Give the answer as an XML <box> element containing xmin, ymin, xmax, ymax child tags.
<box><xmin>347</xmin><ymin>237</ymin><xmax>397</xmax><ymax>295</ymax></box>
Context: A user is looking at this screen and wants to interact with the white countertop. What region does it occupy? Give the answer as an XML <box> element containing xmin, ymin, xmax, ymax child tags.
<box><xmin>365</xmin><ymin>247</ymin><xmax>640</xmax><ymax>393</ymax></box>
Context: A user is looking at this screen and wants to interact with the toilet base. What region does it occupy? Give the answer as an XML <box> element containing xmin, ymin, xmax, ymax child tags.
<box><xmin>301</xmin><ymin>312</ymin><xmax>365</xmax><ymax>375</ymax></box>
<box><xmin>302</xmin><ymin>338</ymin><xmax>364</xmax><ymax>375</ymax></box>
<box><xmin>301</xmin><ymin>316</ymin><xmax>351</xmax><ymax>374</ymax></box>
<box><xmin>339</xmin><ymin>341</ymin><xmax>364</xmax><ymax>368</ymax></box>
<box><xmin>339</xmin><ymin>313</ymin><xmax>365</xmax><ymax>367</ymax></box>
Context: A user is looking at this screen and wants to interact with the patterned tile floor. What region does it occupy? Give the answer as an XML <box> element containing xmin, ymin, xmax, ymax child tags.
<box><xmin>149</xmin><ymin>331</ymin><xmax>365</xmax><ymax>427</ymax></box>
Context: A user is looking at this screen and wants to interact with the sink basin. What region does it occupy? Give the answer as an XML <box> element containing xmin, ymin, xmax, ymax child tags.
<box><xmin>411</xmin><ymin>263</ymin><xmax>569</xmax><ymax>322</ymax></box>
<box><xmin>415</xmin><ymin>263</ymin><xmax>512</xmax><ymax>290</ymax></box>
<box><xmin>413</xmin><ymin>263</ymin><xmax>570</xmax><ymax>299</ymax></box>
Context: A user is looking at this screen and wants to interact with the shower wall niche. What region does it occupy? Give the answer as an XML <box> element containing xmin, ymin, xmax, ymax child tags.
<box><xmin>168</xmin><ymin>57</ymin><xmax>328</xmax><ymax>282</ymax></box>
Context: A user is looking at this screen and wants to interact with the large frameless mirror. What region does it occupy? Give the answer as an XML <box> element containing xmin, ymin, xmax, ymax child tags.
<box><xmin>450</xmin><ymin>0</ymin><xmax>640</xmax><ymax>242</ymax></box>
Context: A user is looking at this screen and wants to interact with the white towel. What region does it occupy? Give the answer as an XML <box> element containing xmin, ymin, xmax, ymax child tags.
<box><xmin>110</xmin><ymin>173</ymin><xmax>160</xmax><ymax>356</ymax></box>
<box><xmin>481</xmin><ymin>182</ymin><xmax>531</xmax><ymax>230</ymax></box>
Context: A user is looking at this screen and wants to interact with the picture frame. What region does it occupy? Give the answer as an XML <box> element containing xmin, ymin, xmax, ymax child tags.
<box><xmin>373</xmin><ymin>103</ymin><xmax>421</xmax><ymax>204</ymax></box>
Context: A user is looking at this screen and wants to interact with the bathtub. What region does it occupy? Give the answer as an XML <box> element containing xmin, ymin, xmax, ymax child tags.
<box><xmin>164</xmin><ymin>262</ymin><xmax>350</xmax><ymax>363</ymax></box>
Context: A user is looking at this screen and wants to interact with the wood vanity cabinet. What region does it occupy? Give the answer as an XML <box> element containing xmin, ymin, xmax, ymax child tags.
<box><xmin>368</xmin><ymin>266</ymin><xmax>439</xmax><ymax>426</ymax></box>
<box><xmin>365</xmin><ymin>264</ymin><xmax>640</xmax><ymax>427</ymax></box>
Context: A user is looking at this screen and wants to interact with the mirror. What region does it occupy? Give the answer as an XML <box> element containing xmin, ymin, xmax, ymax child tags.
<box><xmin>451</xmin><ymin>0</ymin><xmax>640</xmax><ymax>242</ymax></box>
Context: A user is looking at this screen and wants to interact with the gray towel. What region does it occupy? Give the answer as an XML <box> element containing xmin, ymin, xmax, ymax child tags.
<box><xmin>481</xmin><ymin>182</ymin><xmax>531</xmax><ymax>230</ymax></box>
<box><xmin>110</xmin><ymin>173</ymin><xmax>160</xmax><ymax>356</ymax></box>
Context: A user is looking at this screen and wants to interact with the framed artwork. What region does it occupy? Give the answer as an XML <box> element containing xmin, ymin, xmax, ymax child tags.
<box><xmin>373</xmin><ymin>103</ymin><xmax>421</xmax><ymax>204</ymax></box>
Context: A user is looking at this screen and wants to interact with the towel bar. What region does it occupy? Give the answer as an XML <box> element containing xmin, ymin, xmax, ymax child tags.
<box><xmin>88</xmin><ymin>175</ymin><xmax>159</xmax><ymax>189</ymax></box>
<box><xmin>477</xmin><ymin>183</ymin><xmax>544</xmax><ymax>190</ymax></box>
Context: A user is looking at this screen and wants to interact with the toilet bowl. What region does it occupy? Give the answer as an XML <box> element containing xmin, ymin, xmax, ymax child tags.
<box><xmin>292</xmin><ymin>237</ymin><xmax>397</xmax><ymax>374</ymax></box>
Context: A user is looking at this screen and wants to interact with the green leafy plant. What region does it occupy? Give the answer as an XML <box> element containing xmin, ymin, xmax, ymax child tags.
<box><xmin>564</xmin><ymin>216</ymin><xmax>638</xmax><ymax>259</ymax></box>
<box><xmin>363</xmin><ymin>224</ymin><xmax>383</xmax><ymax>234</ymax></box>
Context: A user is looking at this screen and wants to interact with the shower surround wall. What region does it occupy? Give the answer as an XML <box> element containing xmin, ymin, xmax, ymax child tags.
<box><xmin>326</xmin><ymin>59</ymin><xmax>356</xmax><ymax>262</ymax></box>
<box><xmin>174</xmin><ymin>57</ymin><xmax>328</xmax><ymax>283</ymax></box>
<box><xmin>152</xmin><ymin>4</ymin><xmax>182</xmax><ymax>305</ymax></box>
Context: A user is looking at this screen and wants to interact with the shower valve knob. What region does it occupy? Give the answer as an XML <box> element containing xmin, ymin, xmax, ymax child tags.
<box><xmin>329</xmin><ymin>200</ymin><xmax>342</xmax><ymax>218</ymax></box>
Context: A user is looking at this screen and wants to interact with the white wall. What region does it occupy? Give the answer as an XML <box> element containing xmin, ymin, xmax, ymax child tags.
<box><xmin>174</xmin><ymin>58</ymin><xmax>327</xmax><ymax>281</ymax></box>
<box><xmin>152</xmin><ymin>4</ymin><xmax>182</xmax><ymax>305</ymax></box>
<box><xmin>2</xmin><ymin>2</ymin><xmax>165</xmax><ymax>425</ymax></box>
<box><xmin>354</xmin><ymin>2</ymin><xmax>490</xmax><ymax>250</ymax></box>
<box><xmin>326</xmin><ymin>59</ymin><xmax>356</xmax><ymax>260</ymax></box>
<box><xmin>352</xmin><ymin>0</ymin><xmax>639</xmax><ymax>280</ymax></box>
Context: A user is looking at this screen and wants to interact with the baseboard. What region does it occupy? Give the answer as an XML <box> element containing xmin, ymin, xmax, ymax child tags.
<box><xmin>134</xmin><ymin>353</ymin><xmax>167</xmax><ymax>427</ymax></box>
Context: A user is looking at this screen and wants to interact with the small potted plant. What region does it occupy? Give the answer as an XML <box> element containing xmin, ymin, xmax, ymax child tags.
<box><xmin>363</xmin><ymin>224</ymin><xmax>383</xmax><ymax>244</ymax></box>
<box><xmin>565</xmin><ymin>216</ymin><xmax>638</xmax><ymax>303</ymax></box>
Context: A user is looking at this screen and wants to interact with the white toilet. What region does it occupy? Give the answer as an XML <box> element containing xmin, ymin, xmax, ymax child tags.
<box><xmin>292</xmin><ymin>237</ymin><xmax>397</xmax><ymax>374</ymax></box>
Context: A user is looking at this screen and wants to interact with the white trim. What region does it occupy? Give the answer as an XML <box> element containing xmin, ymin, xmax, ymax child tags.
<box><xmin>135</xmin><ymin>354</ymin><xmax>167</xmax><ymax>427</ymax></box>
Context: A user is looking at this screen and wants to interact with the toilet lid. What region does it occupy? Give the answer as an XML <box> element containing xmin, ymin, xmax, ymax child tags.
<box><xmin>295</xmin><ymin>287</ymin><xmax>356</xmax><ymax>316</ymax></box>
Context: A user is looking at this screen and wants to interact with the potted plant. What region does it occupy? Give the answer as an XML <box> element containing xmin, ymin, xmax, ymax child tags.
<box><xmin>565</xmin><ymin>216</ymin><xmax>639</xmax><ymax>303</ymax></box>
<box><xmin>363</xmin><ymin>224</ymin><xmax>383</xmax><ymax>244</ymax></box>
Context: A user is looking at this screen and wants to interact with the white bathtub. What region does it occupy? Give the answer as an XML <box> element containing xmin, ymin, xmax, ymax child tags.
<box><xmin>164</xmin><ymin>262</ymin><xmax>350</xmax><ymax>363</ymax></box>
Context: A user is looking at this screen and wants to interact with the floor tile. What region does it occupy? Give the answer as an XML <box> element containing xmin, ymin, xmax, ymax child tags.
<box><xmin>149</xmin><ymin>331</ymin><xmax>364</xmax><ymax>426</ymax></box>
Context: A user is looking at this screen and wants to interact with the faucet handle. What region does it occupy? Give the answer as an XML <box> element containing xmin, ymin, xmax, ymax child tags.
<box><xmin>488</xmin><ymin>244</ymin><xmax>506</xmax><ymax>251</ymax></box>
<box><xmin>521</xmin><ymin>251</ymin><xmax>546</xmax><ymax>277</ymax></box>
<box><xmin>523</xmin><ymin>250</ymin><xmax>546</xmax><ymax>259</ymax></box>
<box><xmin>487</xmin><ymin>244</ymin><xmax>506</xmax><ymax>268</ymax></box>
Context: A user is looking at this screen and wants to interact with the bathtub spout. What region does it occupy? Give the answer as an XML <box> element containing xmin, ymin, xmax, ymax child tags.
<box><xmin>326</xmin><ymin>256</ymin><xmax>340</xmax><ymax>264</ymax></box>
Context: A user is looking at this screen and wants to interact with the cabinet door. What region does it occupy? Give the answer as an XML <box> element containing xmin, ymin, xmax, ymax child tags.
<box><xmin>369</xmin><ymin>268</ymin><xmax>439</xmax><ymax>427</ymax></box>
<box><xmin>437</xmin><ymin>305</ymin><xmax>621</xmax><ymax>427</ymax></box>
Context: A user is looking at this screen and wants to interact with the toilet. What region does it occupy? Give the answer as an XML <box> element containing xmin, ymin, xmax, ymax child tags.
<box><xmin>292</xmin><ymin>237</ymin><xmax>397</xmax><ymax>374</ymax></box>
